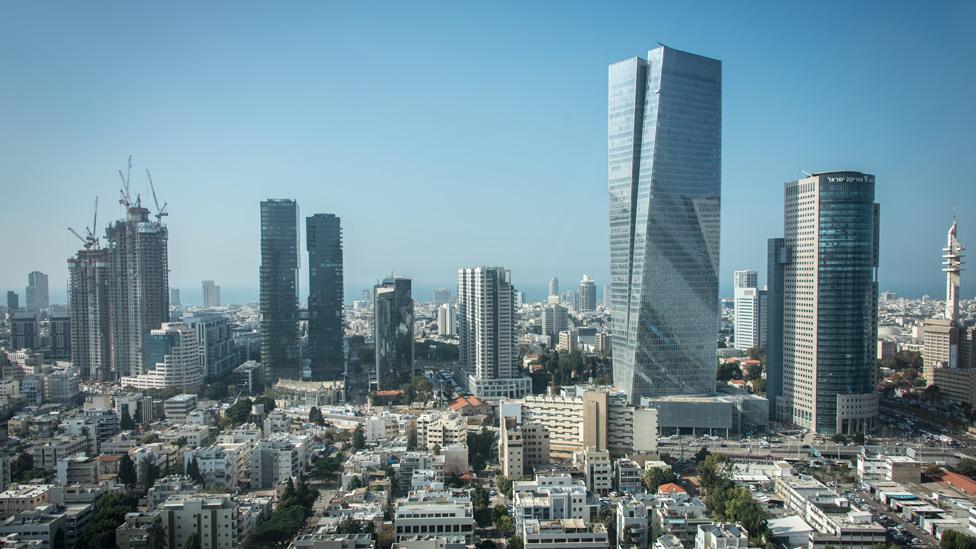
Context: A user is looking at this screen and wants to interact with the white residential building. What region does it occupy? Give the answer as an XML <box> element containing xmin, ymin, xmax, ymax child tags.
<box><xmin>157</xmin><ymin>495</ymin><xmax>240</xmax><ymax>549</ymax></box>
<box><xmin>437</xmin><ymin>303</ymin><xmax>456</xmax><ymax>337</ymax></box>
<box><xmin>415</xmin><ymin>412</ymin><xmax>467</xmax><ymax>450</ymax></box>
<box><xmin>120</xmin><ymin>323</ymin><xmax>204</xmax><ymax>392</ymax></box>
<box><xmin>522</xmin><ymin>518</ymin><xmax>608</xmax><ymax>548</ymax></box>
<box><xmin>250</xmin><ymin>434</ymin><xmax>311</xmax><ymax>488</ymax></box>
<box><xmin>393</xmin><ymin>491</ymin><xmax>475</xmax><ymax>545</ymax></box>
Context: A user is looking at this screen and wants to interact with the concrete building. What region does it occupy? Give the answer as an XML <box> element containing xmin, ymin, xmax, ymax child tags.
<box><xmin>415</xmin><ymin>412</ymin><xmax>467</xmax><ymax>450</ymax></box>
<box><xmin>541</xmin><ymin>304</ymin><xmax>568</xmax><ymax>343</ymax></box>
<box><xmin>766</xmin><ymin>172</ymin><xmax>880</xmax><ymax>434</ymax></box>
<box><xmin>182</xmin><ymin>312</ymin><xmax>236</xmax><ymax>381</ymax></box>
<box><xmin>0</xmin><ymin>485</ymin><xmax>54</xmax><ymax>519</ymax></box>
<box><xmin>733</xmin><ymin>271</ymin><xmax>758</xmax><ymax>290</ymax></box>
<box><xmin>306</xmin><ymin>213</ymin><xmax>345</xmax><ymax>381</ymax></box>
<box><xmin>116</xmin><ymin>511</ymin><xmax>166</xmax><ymax>549</ymax></box>
<box><xmin>614</xmin><ymin>458</ymin><xmax>643</xmax><ymax>494</ymax></box>
<box><xmin>457</xmin><ymin>267</ymin><xmax>530</xmax><ymax>399</ymax></box>
<box><xmin>499</xmin><ymin>416</ymin><xmax>550</xmax><ymax>480</ymax></box>
<box><xmin>437</xmin><ymin>303</ymin><xmax>456</xmax><ymax>337</ymax></box>
<box><xmin>25</xmin><ymin>271</ymin><xmax>49</xmax><ymax>312</ymax></box>
<box><xmin>578</xmin><ymin>275</ymin><xmax>597</xmax><ymax>313</ymax></box>
<box><xmin>393</xmin><ymin>491</ymin><xmax>475</xmax><ymax>545</ymax></box>
<box><xmin>250</xmin><ymin>434</ymin><xmax>311</xmax><ymax>488</ymax></box>
<box><xmin>260</xmin><ymin>199</ymin><xmax>301</xmax><ymax>382</ymax></box>
<box><xmin>120</xmin><ymin>323</ymin><xmax>203</xmax><ymax>392</ymax></box>
<box><xmin>652</xmin><ymin>497</ymin><xmax>712</xmax><ymax>545</ymax></box>
<box><xmin>67</xmin><ymin>247</ymin><xmax>113</xmax><ymax>380</ymax></box>
<box><xmin>775</xmin><ymin>475</ymin><xmax>885</xmax><ymax>548</ymax></box>
<box><xmin>432</xmin><ymin>288</ymin><xmax>452</xmax><ymax>307</ymax></box>
<box><xmin>9</xmin><ymin>313</ymin><xmax>38</xmax><ymax>351</ymax></box>
<box><xmin>609</xmin><ymin>46</ymin><xmax>721</xmax><ymax>403</ymax></box>
<box><xmin>734</xmin><ymin>286</ymin><xmax>766</xmax><ymax>351</ymax></box>
<box><xmin>202</xmin><ymin>280</ymin><xmax>221</xmax><ymax>308</ymax></box>
<box><xmin>695</xmin><ymin>523</ymin><xmax>752</xmax><ymax>549</ymax></box>
<box><xmin>0</xmin><ymin>506</ymin><xmax>66</xmax><ymax>547</ymax></box>
<box><xmin>374</xmin><ymin>277</ymin><xmax>414</xmax><ymax>389</ymax></box>
<box><xmin>163</xmin><ymin>393</ymin><xmax>198</xmax><ymax>422</ymax></box>
<box><xmin>617</xmin><ymin>497</ymin><xmax>649</xmax><ymax>549</ymax></box>
<box><xmin>157</xmin><ymin>494</ymin><xmax>240</xmax><ymax>549</ymax></box>
<box><xmin>513</xmin><ymin>475</ymin><xmax>592</xmax><ymax>533</ymax></box>
<box><xmin>583</xmin><ymin>448</ymin><xmax>612</xmax><ymax>495</ymax></box>
<box><xmin>105</xmin><ymin>198</ymin><xmax>170</xmax><ymax>379</ymax></box>
<box><xmin>49</xmin><ymin>314</ymin><xmax>71</xmax><ymax>359</ymax></box>
<box><xmin>522</xmin><ymin>518</ymin><xmax>608</xmax><ymax>548</ymax></box>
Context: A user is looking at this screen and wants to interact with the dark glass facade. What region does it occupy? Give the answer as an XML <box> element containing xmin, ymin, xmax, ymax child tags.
<box><xmin>374</xmin><ymin>277</ymin><xmax>414</xmax><ymax>389</ymax></box>
<box><xmin>260</xmin><ymin>199</ymin><xmax>301</xmax><ymax>382</ymax></box>
<box><xmin>306</xmin><ymin>213</ymin><xmax>345</xmax><ymax>381</ymax></box>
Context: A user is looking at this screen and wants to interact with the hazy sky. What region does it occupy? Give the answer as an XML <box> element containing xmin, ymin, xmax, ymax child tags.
<box><xmin>2</xmin><ymin>1</ymin><xmax>975</xmax><ymax>305</ymax></box>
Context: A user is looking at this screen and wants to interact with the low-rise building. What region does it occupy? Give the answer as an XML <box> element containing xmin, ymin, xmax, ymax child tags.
<box><xmin>0</xmin><ymin>505</ymin><xmax>66</xmax><ymax>547</ymax></box>
<box><xmin>157</xmin><ymin>494</ymin><xmax>240</xmax><ymax>549</ymax></box>
<box><xmin>774</xmin><ymin>475</ymin><xmax>885</xmax><ymax>548</ymax></box>
<box><xmin>0</xmin><ymin>485</ymin><xmax>54</xmax><ymax>519</ymax></box>
<box><xmin>522</xmin><ymin>518</ymin><xmax>608</xmax><ymax>548</ymax></box>
<box><xmin>614</xmin><ymin>458</ymin><xmax>643</xmax><ymax>494</ymax></box>
<box><xmin>583</xmin><ymin>448</ymin><xmax>612</xmax><ymax>495</ymax></box>
<box><xmin>56</xmin><ymin>455</ymin><xmax>97</xmax><ymax>485</ymax></box>
<box><xmin>695</xmin><ymin>523</ymin><xmax>752</xmax><ymax>549</ymax></box>
<box><xmin>393</xmin><ymin>491</ymin><xmax>475</xmax><ymax>545</ymax></box>
<box><xmin>116</xmin><ymin>511</ymin><xmax>167</xmax><ymax>549</ymax></box>
<box><xmin>163</xmin><ymin>394</ymin><xmax>199</xmax><ymax>422</ymax></box>
<box><xmin>617</xmin><ymin>497</ymin><xmax>649</xmax><ymax>549</ymax></box>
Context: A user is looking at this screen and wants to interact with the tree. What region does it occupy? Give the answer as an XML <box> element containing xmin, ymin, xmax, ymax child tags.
<box><xmin>694</xmin><ymin>447</ymin><xmax>711</xmax><ymax>465</ymax></box>
<box><xmin>956</xmin><ymin>458</ymin><xmax>976</xmax><ymax>479</ymax></box>
<box><xmin>76</xmin><ymin>492</ymin><xmax>138</xmax><ymax>549</ymax></box>
<box><xmin>941</xmin><ymin>529</ymin><xmax>976</xmax><ymax>549</ymax></box>
<box><xmin>187</xmin><ymin>458</ymin><xmax>203</xmax><ymax>484</ymax></box>
<box><xmin>347</xmin><ymin>476</ymin><xmax>363</xmax><ymax>491</ymax></box>
<box><xmin>352</xmin><ymin>424</ymin><xmax>366</xmax><ymax>450</ymax></box>
<box><xmin>118</xmin><ymin>454</ymin><xmax>137</xmax><ymax>487</ymax></box>
<box><xmin>254</xmin><ymin>395</ymin><xmax>277</xmax><ymax>413</ymax></box>
<box><xmin>140</xmin><ymin>458</ymin><xmax>161</xmax><ymax>491</ymax></box>
<box><xmin>496</xmin><ymin>475</ymin><xmax>513</xmax><ymax>499</ymax></box>
<box><xmin>406</xmin><ymin>423</ymin><xmax>418</xmax><ymax>451</ymax></box>
<box><xmin>138</xmin><ymin>432</ymin><xmax>160</xmax><ymax>444</ymax></box>
<box><xmin>644</xmin><ymin>467</ymin><xmax>677</xmax><ymax>492</ymax></box>
<box><xmin>507</xmin><ymin>536</ymin><xmax>524</xmax><ymax>549</ymax></box>
<box><xmin>717</xmin><ymin>362</ymin><xmax>741</xmax><ymax>382</ymax></box>
<box><xmin>309</xmin><ymin>406</ymin><xmax>325</xmax><ymax>426</ymax></box>
<box><xmin>224</xmin><ymin>397</ymin><xmax>253</xmax><ymax>426</ymax></box>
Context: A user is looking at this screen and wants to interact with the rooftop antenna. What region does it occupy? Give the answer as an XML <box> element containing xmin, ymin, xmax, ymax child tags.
<box><xmin>146</xmin><ymin>169</ymin><xmax>169</xmax><ymax>223</ymax></box>
<box><xmin>118</xmin><ymin>155</ymin><xmax>133</xmax><ymax>208</ymax></box>
<box><xmin>799</xmin><ymin>169</ymin><xmax>813</xmax><ymax>178</ymax></box>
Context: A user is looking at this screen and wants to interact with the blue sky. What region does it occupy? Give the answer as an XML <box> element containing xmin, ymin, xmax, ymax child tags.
<box><xmin>2</xmin><ymin>1</ymin><xmax>974</xmax><ymax>304</ymax></box>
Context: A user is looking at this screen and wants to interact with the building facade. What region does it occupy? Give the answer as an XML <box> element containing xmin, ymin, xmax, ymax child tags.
<box><xmin>578</xmin><ymin>275</ymin><xmax>597</xmax><ymax>312</ymax></box>
<box><xmin>25</xmin><ymin>271</ymin><xmax>49</xmax><ymax>311</ymax></box>
<box><xmin>202</xmin><ymin>280</ymin><xmax>221</xmax><ymax>308</ymax></box>
<box><xmin>457</xmin><ymin>267</ymin><xmax>530</xmax><ymax>399</ymax></box>
<box><xmin>260</xmin><ymin>199</ymin><xmax>301</xmax><ymax>382</ymax></box>
<box><xmin>306</xmin><ymin>213</ymin><xmax>345</xmax><ymax>381</ymax></box>
<box><xmin>374</xmin><ymin>277</ymin><xmax>414</xmax><ymax>389</ymax></box>
<box><xmin>609</xmin><ymin>46</ymin><xmax>722</xmax><ymax>403</ymax></box>
<box><xmin>120</xmin><ymin>323</ymin><xmax>203</xmax><ymax>392</ymax></box>
<box><xmin>767</xmin><ymin>172</ymin><xmax>880</xmax><ymax>434</ymax></box>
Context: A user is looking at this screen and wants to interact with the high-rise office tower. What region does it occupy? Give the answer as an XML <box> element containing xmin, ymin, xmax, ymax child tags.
<box><xmin>767</xmin><ymin>172</ymin><xmax>879</xmax><ymax>434</ymax></box>
<box><xmin>6</xmin><ymin>291</ymin><xmax>18</xmax><ymax>310</ymax></box>
<box><xmin>68</xmin><ymin>248</ymin><xmax>113</xmax><ymax>380</ymax></box>
<box><xmin>260</xmin><ymin>199</ymin><xmax>301</xmax><ymax>382</ymax></box>
<box><xmin>106</xmin><ymin>202</ymin><xmax>170</xmax><ymax>378</ymax></box>
<box><xmin>374</xmin><ymin>276</ymin><xmax>414</xmax><ymax>389</ymax></box>
<box><xmin>542</xmin><ymin>303</ymin><xmax>569</xmax><ymax>341</ymax></box>
<box><xmin>457</xmin><ymin>267</ymin><xmax>531</xmax><ymax>399</ymax></box>
<box><xmin>548</xmin><ymin>277</ymin><xmax>559</xmax><ymax>298</ymax></box>
<box><xmin>432</xmin><ymin>288</ymin><xmax>452</xmax><ymax>307</ymax></box>
<box><xmin>733</xmin><ymin>270</ymin><xmax>758</xmax><ymax>289</ymax></box>
<box><xmin>733</xmin><ymin>270</ymin><xmax>764</xmax><ymax>351</ymax></box>
<box><xmin>437</xmin><ymin>303</ymin><xmax>456</xmax><ymax>336</ymax></box>
<box><xmin>183</xmin><ymin>311</ymin><xmax>236</xmax><ymax>381</ymax></box>
<box><xmin>170</xmin><ymin>288</ymin><xmax>181</xmax><ymax>307</ymax></box>
<box><xmin>306</xmin><ymin>213</ymin><xmax>344</xmax><ymax>381</ymax></box>
<box><xmin>734</xmin><ymin>286</ymin><xmax>766</xmax><ymax>351</ymax></box>
<box><xmin>579</xmin><ymin>275</ymin><xmax>597</xmax><ymax>312</ymax></box>
<box><xmin>202</xmin><ymin>280</ymin><xmax>221</xmax><ymax>308</ymax></box>
<box><xmin>25</xmin><ymin>271</ymin><xmax>49</xmax><ymax>311</ymax></box>
<box><xmin>609</xmin><ymin>46</ymin><xmax>721</xmax><ymax>403</ymax></box>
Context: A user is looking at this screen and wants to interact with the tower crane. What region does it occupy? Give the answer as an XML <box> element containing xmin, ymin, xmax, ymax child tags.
<box><xmin>146</xmin><ymin>169</ymin><xmax>168</xmax><ymax>223</ymax></box>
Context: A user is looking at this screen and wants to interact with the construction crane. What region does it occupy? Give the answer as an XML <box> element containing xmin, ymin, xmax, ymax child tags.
<box><xmin>118</xmin><ymin>155</ymin><xmax>135</xmax><ymax>208</ymax></box>
<box><xmin>68</xmin><ymin>196</ymin><xmax>101</xmax><ymax>249</ymax></box>
<box><xmin>146</xmin><ymin>169</ymin><xmax>168</xmax><ymax>223</ymax></box>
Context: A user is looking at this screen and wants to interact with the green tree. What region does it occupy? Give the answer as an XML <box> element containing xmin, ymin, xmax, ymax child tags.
<box><xmin>956</xmin><ymin>458</ymin><xmax>976</xmax><ymax>479</ymax></box>
<box><xmin>138</xmin><ymin>432</ymin><xmax>160</xmax><ymax>444</ymax></box>
<box><xmin>347</xmin><ymin>476</ymin><xmax>363</xmax><ymax>490</ymax></box>
<box><xmin>118</xmin><ymin>454</ymin><xmax>137</xmax><ymax>487</ymax></box>
<box><xmin>507</xmin><ymin>536</ymin><xmax>524</xmax><ymax>549</ymax></box>
<box><xmin>140</xmin><ymin>458</ymin><xmax>161</xmax><ymax>491</ymax></box>
<box><xmin>224</xmin><ymin>397</ymin><xmax>253</xmax><ymax>426</ymax></box>
<box><xmin>941</xmin><ymin>529</ymin><xmax>976</xmax><ymax>549</ymax></box>
<box><xmin>644</xmin><ymin>467</ymin><xmax>677</xmax><ymax>492</ymax></box>
<box><xmin>187</xmin><ymin>458</ymin><xmax>203</xmax><ymax>484</ymax></box>
<box><xmin>254</xmin><ymin>395</ymin><xmax>276</xmax><ymax>413</ymax></box>
<box><xmin>496</xmin><ymin>475</ymin><xmax>513</xmax><ymax>499</ymax></box>
<box><xmin>352</xmin><ymin>424</ymin><xmax>366</xmax><ymax>450</ymax></box>
<box><xmin>309</xmin><ymin>406</ymin><xmax>325</xmax><ymax>425</ymax></box>
<box><xmin>76</xmin><ymin>492</ymin><xmax>138</xmax><ymax>549</ymax></box>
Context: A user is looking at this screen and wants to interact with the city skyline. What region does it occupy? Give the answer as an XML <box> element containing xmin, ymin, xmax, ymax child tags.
<box><xmin>2</xmin><ymin>2</ymin><xmax>975</xmax><ymax>303</ymax></box>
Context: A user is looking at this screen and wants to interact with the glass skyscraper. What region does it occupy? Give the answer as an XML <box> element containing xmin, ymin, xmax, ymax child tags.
<box><xmin>608</xmin><ymin>46</ymin><xmax>722</xmax><ymax>403</ymax></box>
<box><xmin>307</xmin><ymin>213</ymin><xmax>345</xmax><ymax>381</ymax></box>
<box><xmin>374</xmin><ymin>276</ymin><xmax>414</xmax><ymax>389</ymax></box>
<box><xmin>767</xmin><ymin>172</ymin><xmax>880</xmax><ymax>434</ymax></box>
<box><xmin>260</xmin><ymin>199</ymin><xmax>301</xmax><ymax>382</ymax></box>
